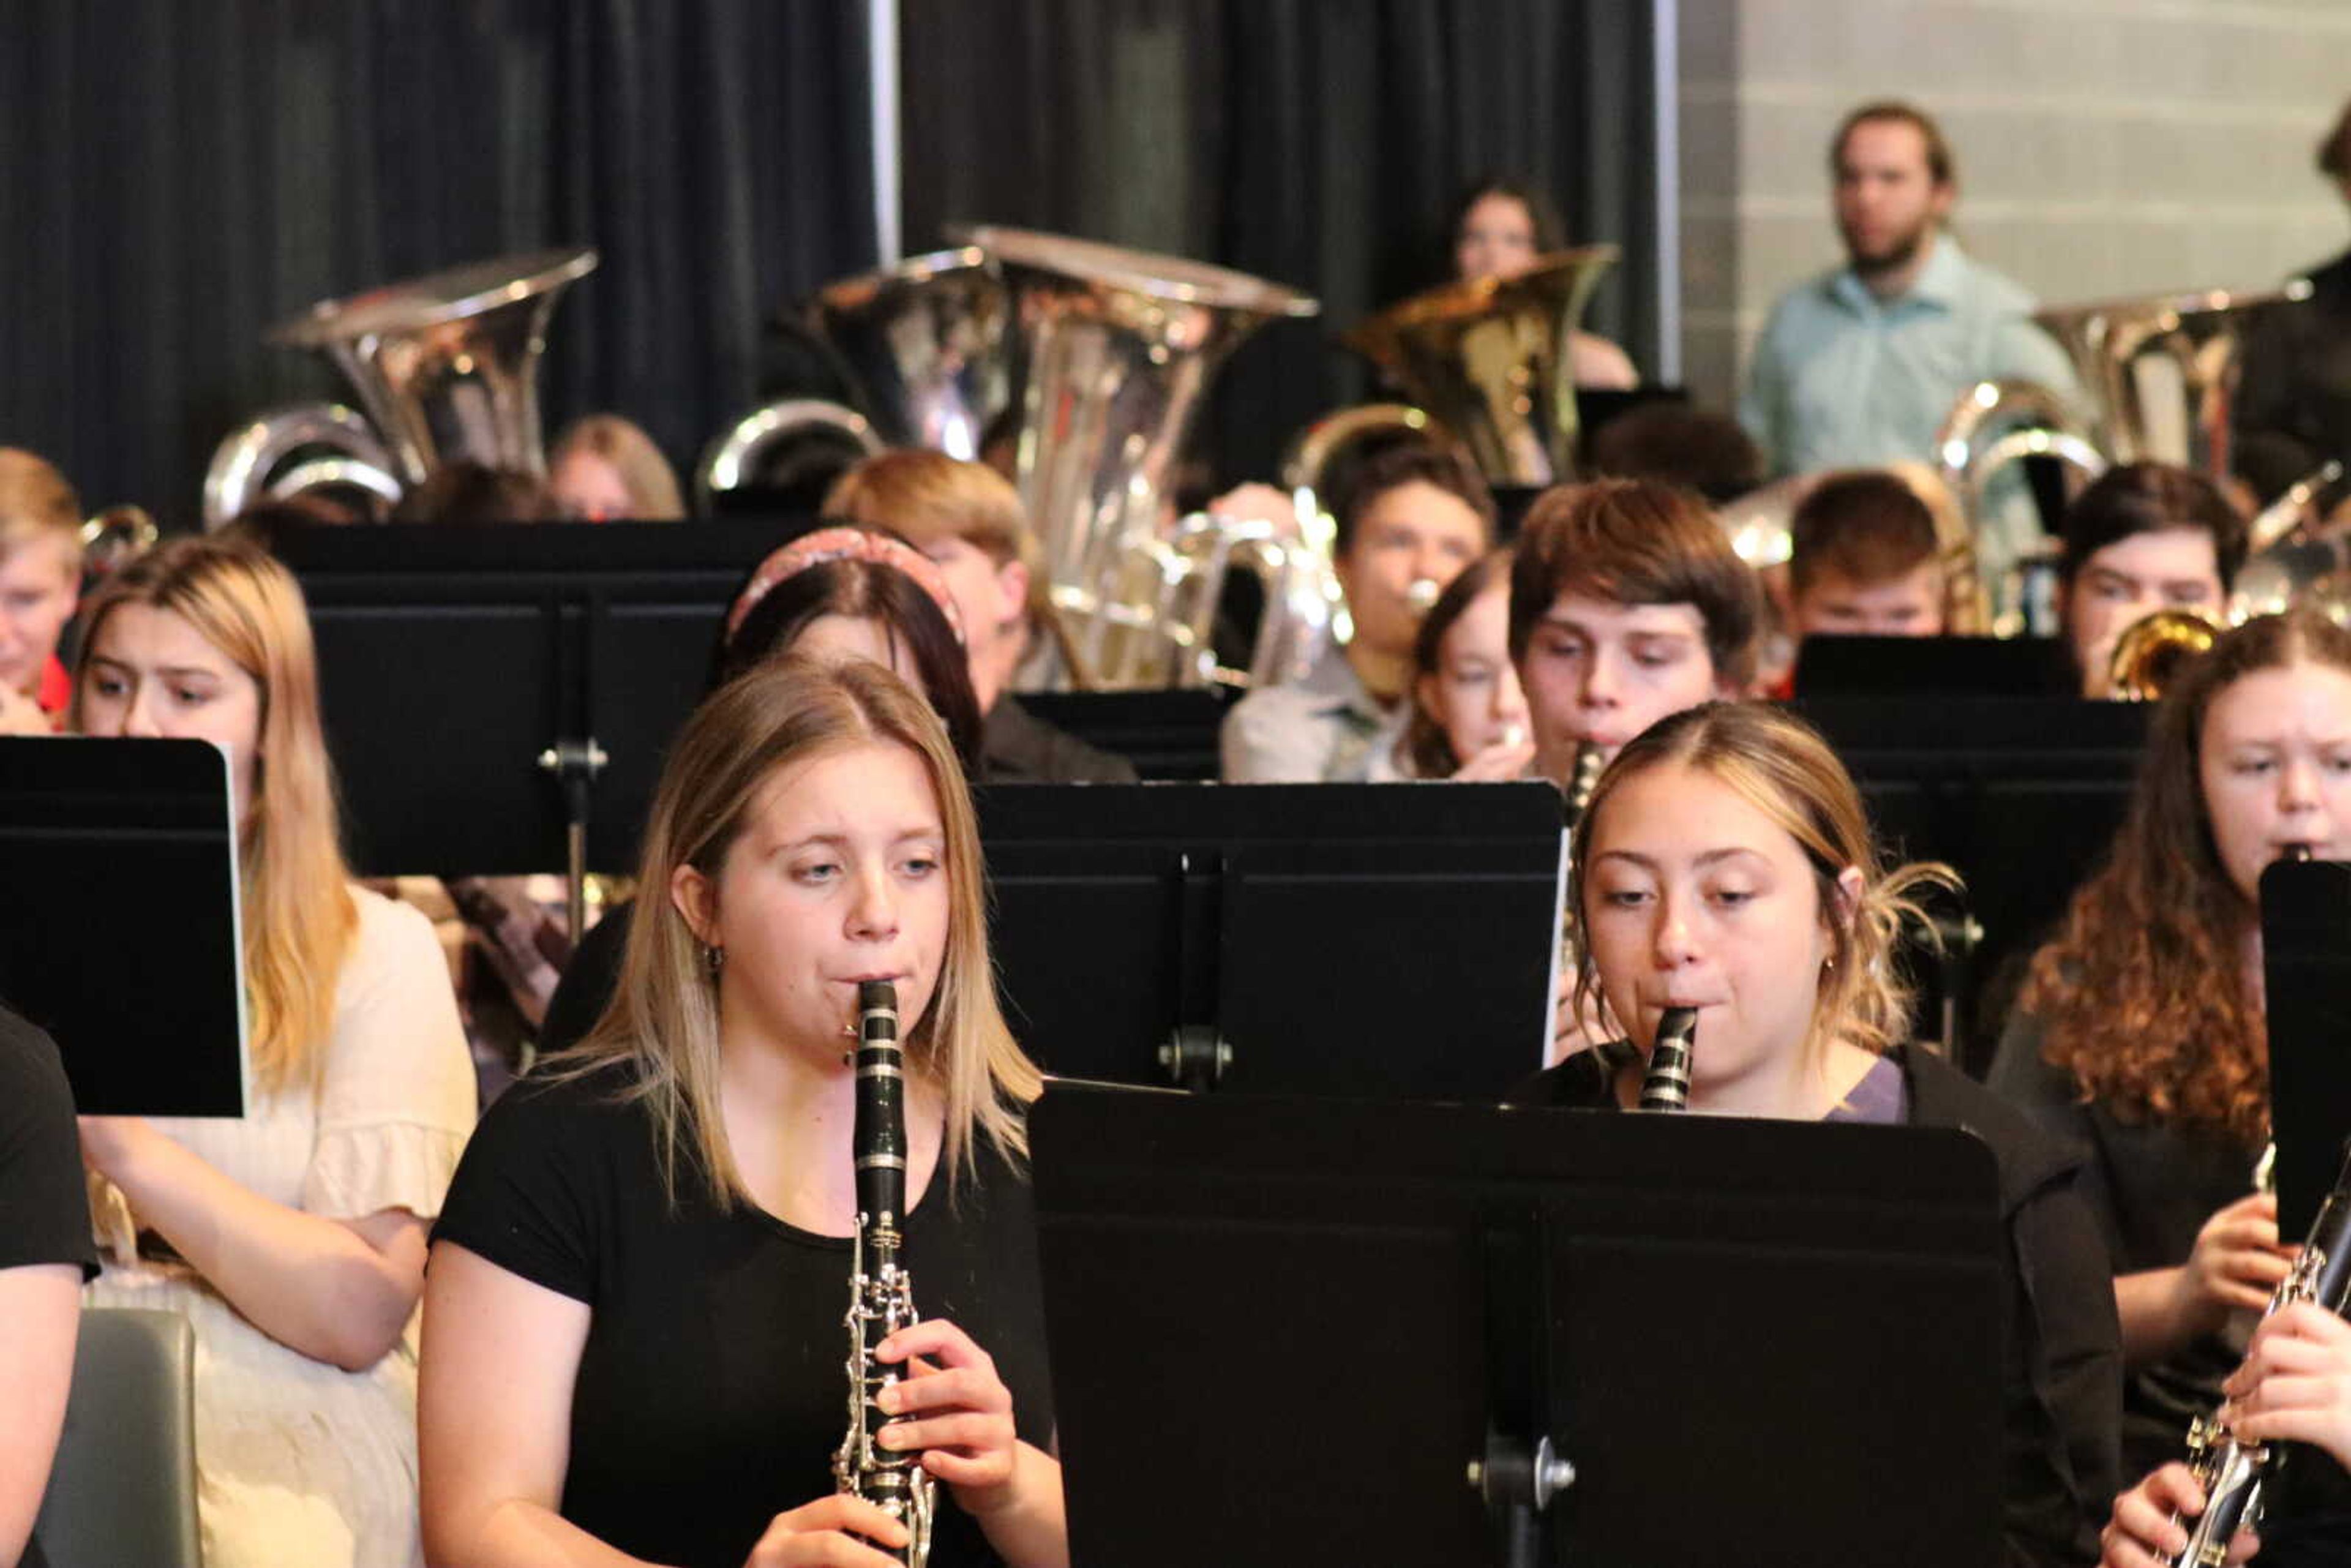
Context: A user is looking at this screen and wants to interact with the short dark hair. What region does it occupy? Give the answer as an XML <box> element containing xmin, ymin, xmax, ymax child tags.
<box><xmin>1509</xmin><ymin>479</ymin><xmax>1762</xmax><ymax>689</ymax></box>
<box><xmin>716</xmin><ymin>553</ymin><xmax>985</xmax><ymax>774</ymax></box>
<box><xmin>1584</xmin><ymin>405</ymin><xmax>1764</xmax><ymax>505</ymax></box>
<box><xmin>1789</xmin><ymin>470</ymin><xmax>1941</xmax><ymax>596</ymax></box>
<box><xmin>1333</xmin><ymin>439</ymin><xmax>1496</xmax><ymax>558</ymax></box>
<box><xmin>1831</xmin><ymin>100</ymin><xmax>1957</xmax><ymax>188</ymax></box>
<box><xmin>2321</xmin><ymin>95</ymin><xmax>2351</xmax><ymax>181</ymax></box>
<box><xmin>2058</xmin><ymin>461</ymin><xmax>2249</xmax><ymax>591</ymax></box>
<box><xmin>389</xmin><ymin>461</ymin><xmax>556</xmax><ymax>523</ymax></box>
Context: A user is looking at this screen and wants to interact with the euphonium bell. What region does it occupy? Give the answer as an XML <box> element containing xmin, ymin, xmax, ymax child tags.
<box><xmin>202</xmin><ymin>247</ymin><xmax>598</xmax><ymax>527</ymax></box>
<box><xmin>1340</xmin><ymin>246</ymin><xmax>1621</xmax><ymax>487</ymax></box>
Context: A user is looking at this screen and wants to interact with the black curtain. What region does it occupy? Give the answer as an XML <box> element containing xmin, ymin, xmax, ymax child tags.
<box><xmin>0</xmin><ymin>0</ymin><xmax>874</xmax><ymax>525</ymax></box>
<box><xmin>900</xmin><ymin>0</ymin><xmax>1662</xmax><ymax>487</ymax></box>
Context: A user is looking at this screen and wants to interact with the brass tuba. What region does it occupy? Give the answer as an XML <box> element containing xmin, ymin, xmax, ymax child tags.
<box><xmin>201</xmin><ymin>248</ymin><xmax>598</xmax><ymax>527</ymax></box>
<box><xmin>1339</xmin><ymin>246</ymin><xmax>1621</xmax><ymax>488</ymax></box>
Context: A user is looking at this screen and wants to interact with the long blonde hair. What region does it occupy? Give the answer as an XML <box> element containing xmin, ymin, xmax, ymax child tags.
<box><xmin>72</xmin><ymin>536</ymin><xmax>356</xmax><ymax>1097</ymax></box>
<box><xmin>566</xmin><ymin>656</ymin><xmax>1041</xmax><ymax>1207</ymax></box>
<box><xmin>550</xmin><ymin>414</ymin><xmax>686</xmax><ymax>520</ymax></box>
<box><xmin>1571</xmin><ymin>701</ymin><xmax>1954</xmax><ymax>1064</ymax></box>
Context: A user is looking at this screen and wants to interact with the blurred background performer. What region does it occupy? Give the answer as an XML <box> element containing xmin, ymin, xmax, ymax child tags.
<box><xmin>2233</xmin><ymin>94</ymin><xmax>2351</xmax><ymax>510</ymax></box>
<box><xmin>0</xmin><ymin>1007</ymin><xmax>97</xmax><ymax>1568</ymax></box>
<box><xmin>1511</xmin><ymin>702</ymin><xmax>2120</xmax><ymax>1566</ymax></box>
<box><xmin>821</xmin><ymin>451</ymin><xmax>1136</xmax><ymax>784</ymax></box>
<box><xmin>1220</xmin><ymin>440</ymin><xmax>1492</xmax><ymax>782</ymax></box>
<box><xmin>1786</xmin><ymin>468</ymin><xmax>1954</xmax><ymax>640</ymax></box>
<box><xmin>421</xmin><ymin>661</ymin><xmax>1065</xmax><ymax>1568</ymax></box>
<box><xmin>547</xmin><ymin>415</ymin><xmax>686</xmax><ymax>522</ymax></box>
<box><xmin>70</xmin><ymin>536</ymin><xmax>478</xmax><ymax>1568</ymax></box>
<box><xmin>0</xmin><ymin>449</ymin><xmax>86</xmax><ymax>736</ymax></box>
<box><xmin>1508</xmin><ymin>479</ymin><xmax>1761</xmax><ymax>788</ymax></box>
<box><xmin>2056</xmin><ymin>463</ymin><xmax>2248</xmax><ymax>700</ymax></box>
<box><xmin>1989</xmin><ymin>610</ymin><xmax>2351</xmax><ymax>1487</ymax></box>
<box><xmin>1739</xmin><ymin>102</ymin><xmax>2079</xmax><ymax>489</ymax></box>
<box><xmin>1367</xmin><ymin>547</ymin><xmax>1533</xmax><ymax>782</ymax></box>
<box><xmin>1447</xmin><ymin>176</ymin><xmax>1638</xmax><ymax>389</ymax></box>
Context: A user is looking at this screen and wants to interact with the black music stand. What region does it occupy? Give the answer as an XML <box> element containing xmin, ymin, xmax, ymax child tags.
<box><xmin>2263</xmin><ymin>858</ymin><xmax>2351</xmax><ymax>1237</ymax></box>
<box><xmin>1031</xmin><ymin>1082</ymin><xmax>2004</xmax><ymax>1568</ymax></box>
<box><xmin>1793</xmin><ymin>696</ymin><xmax>2150</xmax><ymax>1071</ymax></box>
<box><xmin>275</xmin><ymin>519</ymin><xmax>797</xmax><ymax>932</ymax></box>
<box><xmin>1794</xmin><ymin>634</ymin><xmax>2076</xmax><ymax>697</ymax></box>
<box><xmin>977</xmin><ymin>781</ymin><xmax>1564</xmax><ymax>1099</ymax></box>
<box><xmin>1009</xmin><ymin>689</ymin><xmax>1231</xmax><ymax>781</ymax></box>
<box><xmin>0</xmin><ymin>739</ymin><xmax>245</xmax><ymax>1116</ymax></box>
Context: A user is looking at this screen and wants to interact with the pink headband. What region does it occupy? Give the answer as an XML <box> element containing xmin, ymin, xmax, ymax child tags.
<box><xmin>724</xmin><ymin>525</ymin><xmax>966</xmax><ymax>645</ymax></box>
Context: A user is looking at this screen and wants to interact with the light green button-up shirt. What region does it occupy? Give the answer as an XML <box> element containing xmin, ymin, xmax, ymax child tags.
<box><xmin>1739</xmin><ymin>236</ymin><xmax>2081</xmax><ymax>480</ymax></box>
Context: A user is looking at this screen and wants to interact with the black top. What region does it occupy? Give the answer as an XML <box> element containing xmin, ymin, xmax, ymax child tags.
<box><xmin>981</xmin><ymin>696</ymin><xmax>1139</xmax><ymax>785</ymax></box>
<box><xmin>1</xmin><ymin>1008</ymin><xmax>97</xmax><ymax>1568</ymax></box>
<box><xmin>2235</xmin><ymin>250</ymin><xmax>2351</xmax><ymax>504</ymax></box>
<box><xmin>1515</xmin><ymin>1044</ymin><xmax>2123</xmax><ymax>1568</ymax></box>
<box><xmin>538</xmin><ymin>904</ymin><xmax>631</xmax><ymax>1058</ymax></box>
<box><xmin>432</xmin><ymin>1062</ymin><xmax>1054</xmax><ymax>1568</ymax></box>
<box><xmin>1987</xmin><ymin>1010</ymin><xmax>2262</xmax><ymax>1482</ymax></box>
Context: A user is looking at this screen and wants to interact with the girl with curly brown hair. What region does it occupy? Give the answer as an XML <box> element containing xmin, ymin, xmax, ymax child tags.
<box><xmin>1990</xmin><ymin>607</ymin><xmax>2351</xmax><ymax>1486</ymax></box>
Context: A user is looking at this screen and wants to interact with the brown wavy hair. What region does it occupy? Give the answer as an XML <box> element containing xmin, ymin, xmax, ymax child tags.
<box><xmin>1397</xmin><ymin>547</ymin><xmax>1511</xmax><ymax>778</ymax></box>
<box><xmin>2022</xmin><ymin>609</ymin><xmax>2351</xmax><ymax>1144</ymax></box>
<box><xmin>1571</xmin><ymin>701</ymin><xmax>1955</xmax><ymax>1065</ymax></box>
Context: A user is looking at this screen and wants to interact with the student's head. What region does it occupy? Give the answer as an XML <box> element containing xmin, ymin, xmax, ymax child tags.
<box><xmin>389</xmin><ymin>461</ymin><xmax>558</xmax><ymax>523</ymax></box>
<box><xmin>549</xmin><ymin>415</ymin><xmax>686</xmax><ymax>522</ymax></box>
<box><xmin>1332</xmin><ymin>440</ymin><xmax>1495</xmax><ymax>664</ymax></box>
<box><xmin>1448</xmin><ymin>178</ymin><xmax>1566</xmax><ymax>283</ymax></box>
<box><xmin>720</xmin><ymin>527</ymin><xmax>984</xmax><ymax>774</ymax></box>
<box><xmin>1400</xmin><ymin>549</ymin><xmax>1526</xmax><ymax>776</ymax></box>
<box><xmin>1787</xmin><ymin>470</ymin><xmax>1948</xmax><ymax>638</ymax></box>
<box><xmin>1509</xmin><ymin>480</ymin><xmax>1761</xmax><ymax>778</ymax></box>
<box><xmin>2058</xmin><ymin>461</ymin><xmax>2248</xmax><ymax>697</ymax></box>
<box><xmin>0</xmin><ymin>450</ymin><xmax>84</xmax><ymax>700</ymax></box>
<box><xmin>2025</xmin><ymin>610</ymin><xmax>2351</xmax><ymax>1145</ymax></box>
<box><xmin>1572</xmin><ymin>702</ymin><xmax>1948</xmax><ymax>1098</ymax></box>
<box><xmin>2320</xmin><ymin>92</ymin><xmax>2351</xmax><ymax>209</ymax></box>
<box><xmin>821</xmin><ymin>450</ymin><xmax>1044</xmax><ymax>712</ymax></box>
<box><xmin>1583</xmin><ymin>405</ymin><xmax>1764</xmax><ymax>506</ymax></box>
<box><xmin>72</xmin><ymin>535</ymin><xmax>354</xmax><ymax>1093</ymax></box>
<box><xmin>1829</xmin><ymin>101</ymin><xmax>1956</xmax><ymax>280</ymax></box>
<box><xmin>589</xmin><ymin>657</ymin><xmax>1040</xmax><ymax>1204</ymax></box>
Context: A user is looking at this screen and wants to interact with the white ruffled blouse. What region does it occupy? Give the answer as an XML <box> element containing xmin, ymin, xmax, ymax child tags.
<box><xmin>84</xmin><ymin>885</ymin><xmax>477</xmax><ymax>1568</ymax></box>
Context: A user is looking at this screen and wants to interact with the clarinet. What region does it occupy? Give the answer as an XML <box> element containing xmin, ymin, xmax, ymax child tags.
<box><xmin>2166</xmin><ymin>1141</ymin><xmax>2351</xmax><ymax>1567</ymax></box>
<box><xmin>832</xmin><ymin>980</ymin><xmax>937</xmax><ymax>1567</ymax></box>
<box><xmin>1563</xmin><ymin>741</ymin><xmax>1606</xmax><ymax>829</ymax></box>
<box><xmin>1637</xmin><ymin>1007</ymin><xmax>1699</xmax><ymax>1112</ymax></box>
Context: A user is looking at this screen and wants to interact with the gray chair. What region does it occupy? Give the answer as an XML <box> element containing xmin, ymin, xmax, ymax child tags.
<box><xmin>33</xmin><ymin>1307</ymin><xmax>203</xmax><ymax>1568</ymax></box>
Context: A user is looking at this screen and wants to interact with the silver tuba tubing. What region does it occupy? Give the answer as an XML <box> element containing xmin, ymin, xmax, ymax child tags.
<box><xmin>202</xmin><ymin>402</ymin><xmax>400</xmax><ymax>529</ymax></box>
<box><xmin>692</xmin><ymin>399</ymin><xmax>885</xmax><ymax>513</ymax></box>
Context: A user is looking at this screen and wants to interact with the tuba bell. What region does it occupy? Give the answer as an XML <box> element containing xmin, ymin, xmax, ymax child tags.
<box><xmin>201</xmin><ymin>247</ymin><xmax>598</xmax><ymax>527</ymax></box>
<box><xmin>2104</xmin><ymin>607</ymin><xmax>2221</xmax><ymax>701</ymax></box>
<box><xmin>1339</xmin><ymin>246</ymin><xmax>1621</xmax><ymax>489</ymax></box>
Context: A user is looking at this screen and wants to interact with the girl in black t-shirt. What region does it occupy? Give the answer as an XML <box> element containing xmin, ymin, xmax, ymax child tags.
<box><xmin>423</xmin><ymin>658</ymin><xmax>1063</xmax><ymax>1568</ymax></box>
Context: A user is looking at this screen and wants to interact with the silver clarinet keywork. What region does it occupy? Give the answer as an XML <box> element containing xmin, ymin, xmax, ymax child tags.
<box><xmin>833</xmin><ymin>980</ymin><xmax>936</xmax><ymax>1567</ymax></box>
<box><xmin>1563</xmin><ymin>741</ymin><xmax>1605</xmax><ymax>830</ymax></box>
<box><xmin>2165</xmin><ymin>1140</ymin><xmax>2351</xmax><ymax>1566</ymax></box>
<box><xmin>1638</xmin><ymin>1007</ymin><xmax>1699</xmax><ymax>1113</ymax></box>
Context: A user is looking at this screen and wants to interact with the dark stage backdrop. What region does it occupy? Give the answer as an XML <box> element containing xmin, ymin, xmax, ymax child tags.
<box><xmin>900</xmin><ymin>0</ymin><xmax>1665</xmax><ymax>487</ymax></box>
<box><xmin>0</xmin><ymin>0</ymin><xmax>875</xmax><ymax>525</ymax></box>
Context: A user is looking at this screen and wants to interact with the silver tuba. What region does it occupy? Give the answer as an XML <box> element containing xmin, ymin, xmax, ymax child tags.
<box><xmin>694</xmin><ymin>246</ymin><xmax>1004</xmax><ymax>509</ymax></box>
<box><xmin>958</xmin><ymin>225</ymin><xmax>1322</xmax><ymax>689</ymax></box>
<box><xmin>201</xmin><ymin>247</ymin><xmax>598</xmax><ymax>528</ymax></box>
<box><xmin>1338</xmin><ymin>246</ymin><xmax>1622</xmax><ymax>489</ymax></box>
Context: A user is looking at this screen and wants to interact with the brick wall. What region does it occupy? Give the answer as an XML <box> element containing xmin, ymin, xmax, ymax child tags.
<box><xmin>1677</xmin><ymin>0</ymin><xmax>2351</xmax><ymax>413</ymax></box>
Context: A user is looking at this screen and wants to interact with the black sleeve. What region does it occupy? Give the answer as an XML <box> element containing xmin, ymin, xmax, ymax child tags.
<box><xmin>539</xmin><ymin>902</ymin><xmax>632</xmax><ymax>1059</ymax></box>
<box><xmin>1986</xmin><ymin>1010</ymin><xmax>2127</xmax><ymax>1266</ymax></box>
<box><xmin>0</xmin><ymin>1011</ymin><xmax>97</xmax><ymax>1280</ymax></box>
<box><xmin>2232</xmin><ymin>306</ymin><xmax>2319</xmax><ymax>505</ymax></box>
<box><xmin>2001</xmin><ymin>1174</ymin><xmax>2124</xmax><ymax>1568</ymax></box>
<box><xmin>430</xmin><ymin>1074</ymin><xmax>604</xmax><ymax>1304</ymax></box>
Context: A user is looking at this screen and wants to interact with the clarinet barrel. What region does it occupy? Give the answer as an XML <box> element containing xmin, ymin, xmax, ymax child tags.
<box><xmin>1637</xmin><ymin>1007</ymin><xmax>1699</xmax><ymax>1112</ymax></box>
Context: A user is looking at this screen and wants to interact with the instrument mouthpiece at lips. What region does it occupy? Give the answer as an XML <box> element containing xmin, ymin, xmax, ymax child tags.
<box><xmin>1406</xmin><ymin>577</ymin><xmax>1441</xmax><ymax>614</ymax></box>
<box><xmin>857</xmin><ymin>980</ymin><xmax>899</xmax><ymax>1041</ymax></box>
<box><xmin>2286</xmin><ymin>844</ymin><xmax>2317</xmax><ymax>863</ymax></box>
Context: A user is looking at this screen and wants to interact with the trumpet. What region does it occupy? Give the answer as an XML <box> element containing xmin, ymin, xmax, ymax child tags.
<box><xmin>2104</xmin><ymin>607</ymin><xmax>2221</xmax><ymax>701</ymax></box>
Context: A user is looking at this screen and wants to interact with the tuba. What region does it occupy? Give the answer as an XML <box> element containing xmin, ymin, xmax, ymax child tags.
<box><xmin>959</xmin><ymin>225</ymin><xmax>1321</xmax><ymax>689</ymax></box>
<box><xmin>1340</xmin><ymin>246</ymin><xmax>1622</xmax><ymax>488</ymax></box>
<box><xmin>201</xmin><ymin>248</ymin><xmax>598</xmax><ymax>527</ymax></box>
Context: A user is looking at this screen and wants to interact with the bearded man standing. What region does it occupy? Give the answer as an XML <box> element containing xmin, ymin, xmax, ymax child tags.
<box><xmin>1740</xmin><ymin>101</ymin><xmax>2079</xmax><ymax>481</ymax></box>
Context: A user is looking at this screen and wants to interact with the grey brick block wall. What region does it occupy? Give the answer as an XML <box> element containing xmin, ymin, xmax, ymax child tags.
<box><xmin>1676</xmin><ymin>0</ymin><xmax>2350</xmax><ymax>412</ymax></box>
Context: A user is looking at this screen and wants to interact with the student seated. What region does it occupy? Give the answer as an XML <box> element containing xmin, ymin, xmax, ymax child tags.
<box><xmin>548</xmin><ymin>415</ymin><xmax>686</xmax><ymax>522</ymax></box>
<box><xmin>1787</xmin><ymin>468</ymin><xmax>1953</xmax><ymax>640</ymax></box>
<box><xmin>71</xmin><ymin>536</ymin><xmax>478</xmax><ymax>1568</ymax></box>
<box><xmin>1990</xmin><ymin>610</ymin><xmax>2351</xmax><ymax>1489</ymax></box>
<box><xmin>1513</xmin><ymin>701</ymin><xmax>2121</xmax><ymax>1566</ymax></box>
<box><xmin>1370</xmin><ymin>548</ymin><xmax>1532</xmax><ymax>781</ymax></box>
<box><xmin>1221</xmin><ymin>440</ymin><xmax>1493</xmax><ymax>781</ymax></box>
<box><xmin>1</xmin><ymin>1008</ymin><xmax>97</xmax><ymax>1568</ymax></box>
<box><xmin>1509</xmin><ymin>478</ymin><xmax>1762</xmax><ymax>787</ymax></box>
<box><xmin>422</xmin><ymin>659</ymin><xmax>1065</xmax><ymax>1568</ymax></box>
<box><xmin>0</xmin><ymin>450</ymin><xmax>86</xmax><ymax>735</ymax></box>
<box><xmin>2058</xmin><ymin>462</ymin><xmax>2248</xmax><ymax>699</ymax></box>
